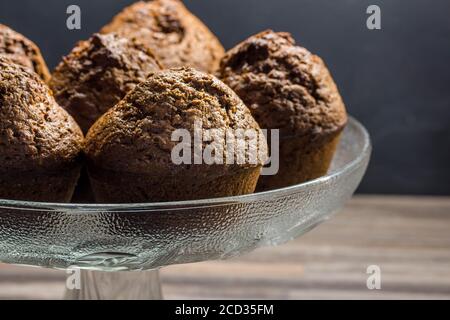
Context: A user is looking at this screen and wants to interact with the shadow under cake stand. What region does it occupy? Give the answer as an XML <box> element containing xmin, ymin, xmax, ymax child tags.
<box><xmin>0</xmin><ymin>117</ymin><xmax>371</xmax><ymax>300</ymax></box>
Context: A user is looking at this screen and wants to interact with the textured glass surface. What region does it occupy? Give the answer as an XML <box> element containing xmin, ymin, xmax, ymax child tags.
<box><xmin>0</xmin><ymin>117</ymin><xmax>371</xmax><ymax>271</ymax></box>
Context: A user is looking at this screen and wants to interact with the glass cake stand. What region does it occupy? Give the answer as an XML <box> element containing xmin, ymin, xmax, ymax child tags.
<box><xmin>0</xmin><ymin>117</ymin><xmax>371</xmax><ymax>300</ymax></box>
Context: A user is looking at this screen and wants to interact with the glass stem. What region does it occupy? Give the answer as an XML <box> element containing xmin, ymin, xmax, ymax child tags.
<box><xmin>64</xmin><ymin>269</ymin><xmax>163</xmax><ymax>300</ymax></box>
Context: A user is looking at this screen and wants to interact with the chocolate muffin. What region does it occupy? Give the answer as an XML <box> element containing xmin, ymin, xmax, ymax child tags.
<box><xmin>50</xmin><ymin>33</ymin><xmax>162</xmax><ymax>133</ymax></box>
<box><xmin>218</xmin><ymin>30</ymin><xmax>348</xmax><ymax>190</ymax></box>
<box><xmin>0</xmin><ymin>57</ymin><xmax>83</xmax><ymax>202</ymax></box>
<box><xmin>100</xmin><ymin>0</ymin><xmax>225</xmax><ymax>73</ymax></box>
<box><xmin>0</xmin><ymin>24</ymin><xmax>50</xmax><ymax>82</ymax></box>
<box><xmin>85</xmin><ymin>67</ymin><xmax>268</xmax><ymax>203</ymax></box>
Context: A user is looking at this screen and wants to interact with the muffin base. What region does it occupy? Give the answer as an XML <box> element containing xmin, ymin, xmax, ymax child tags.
<box><xmin>88</xmin><ymin>166</ymin><xmax>262</xmax><ymax>203</ymax></box>
<box><xmin>257</xmin><ymin>134</ymin><xmax>342</xmax><ymax>191</ymax></box>
<box><xmin>0</xmin><ymin>167</ymin><xmax>81</xmax><ymax>203</ymax></box>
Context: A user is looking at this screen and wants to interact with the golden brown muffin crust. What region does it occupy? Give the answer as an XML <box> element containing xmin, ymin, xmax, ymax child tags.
<box><xmin>0</xmin><ymin>24</ymin><xmax>50</xmax><ymax>82</ymax></box>
<box><xmin>0</xmin><ymin>57</ymin><xmax>83</xmax><ymax>172</ymax></box>
<box><xmin>101</xmin><ymin>0</ymin><xmax>225</xmax><ymax>73</ymax></box>
<box><xmin>218</xmin><ymin>30</ymin><xmax>347</xmax><ymax>140</ymax></box>
<box><xmin>50</xmin><ymin>33</ymin><xmax>163</xmax><ymax>133</ymax></box>
<box><xmin>85</xmin><ymin>67</ymin><xmax>267</xmax><ymax>175</ymax></box>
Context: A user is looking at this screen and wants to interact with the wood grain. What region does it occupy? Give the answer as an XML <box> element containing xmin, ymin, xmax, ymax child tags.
<box><xmin>0</xmin><ymin>195</ymin><xmax>449</xmax><ymax>300</ymax></box>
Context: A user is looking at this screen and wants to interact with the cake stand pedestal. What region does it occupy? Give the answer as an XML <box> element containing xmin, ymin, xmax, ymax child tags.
<box><xmin>64</xmin><ymin>269</ymin><xmax>163</xmax><ymax>300</ymax></box>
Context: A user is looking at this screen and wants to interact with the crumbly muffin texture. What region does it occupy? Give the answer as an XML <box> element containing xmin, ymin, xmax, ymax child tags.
<box><xmin>218</xmin><ymin>30</ymin><xmax>348</xmax><ymax>190</ymax></box>
<box><xmin>0</xmin><ymin>57</ymin><xmax>83</xmax><ymax>201</ymax></box>
<box><xmin>85</xmin><ymin>67</ymin><xmax>268</xmax><ymax>202</ymax></box>
<box><xmin>86</xmin><ymin>67</ymin><xmax>267</xmax><ymax>173</ymax></box>
<box><xmin>0</xmin><ymin>24</ymin><xmax>50</xmax><ymax>82</ymax></box>
<box><xmin>218</xmin><ymin>30</ymin><xmax>347</xmax><ymax>139</ymax></box>
<box><xmin>0</xmin><ymin>57</ymin><xmax>83</xmax><ymax>171</ymax></box>
<box><xmin>50</xmin><ymin>33</ymin><xmax>162</xmax><ymax>133</ymax></box>
<box><xmin>101</xmin><ymin>0</ymin><xmax>225</xmax><ymax>73</ymax></box>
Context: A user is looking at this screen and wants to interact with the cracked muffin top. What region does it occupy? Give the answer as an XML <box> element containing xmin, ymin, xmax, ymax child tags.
<box><xmin>218</xmin><ymin>30</ymin><xmax>347</xmax><ymax>139</ymax></box>
<box><xmin>85</xmin><ymin>67</ymin><xmax>268</xmax><ymax>175</ymax></box>
<box><xmin>50</xmin><ymin>33</ymin><xmax>163</xmax><ymax>133</ymax></box>
<box><xmin>100</xmin><ymin>0</ymin><xmax>225</xmax><ymax>73</ymax></box>
<box><xmin>0</xmin><ymin>57</ymin><xmax>83</xmax><ymax>172</ymax></box>
<box><xmin>0</xmin><ymin>24</ymin><xmax>50</xmax><ymax>82</ymax></box>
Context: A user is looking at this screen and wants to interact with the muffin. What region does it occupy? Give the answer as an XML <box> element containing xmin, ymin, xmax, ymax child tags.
<box><xmin>85</xmin><ymin>67</ymin><xmax>268</xmax><ymax>203</ymax></box>
<box><xmin>0</xmin><ymin>24</ymin><xmax>50</xmax><ymax>82</ymax></box>
<box><xmin>49</xmin><ymin>33</ymin><xmax>162</xmax><ymax>133</ymax></box>
<box><xmin>0</xmin><ymin>57</ymin><xmax>83</xmax><ymax>202</ymax></box>
<box><xmin>100</xmin><ymin>0</ymin><xmax>225</xmax><ymax>73</ymax></box>
<box><xmin>218</xmin><ymin>30</ymin><xmax>348</xmax><ymax>190</ymax></box>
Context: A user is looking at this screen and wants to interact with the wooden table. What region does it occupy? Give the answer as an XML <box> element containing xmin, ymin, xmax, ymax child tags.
<box><xmin>0</xmin><ymin>196</ymin><xmax>449</xmax><ymax>300</ymax></box>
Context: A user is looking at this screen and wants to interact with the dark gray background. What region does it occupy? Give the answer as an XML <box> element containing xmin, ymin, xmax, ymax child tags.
<box><xmin>0</xmin><ymin>0</ymin><xmax>449</xmax><ymax>195</ymax></box>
